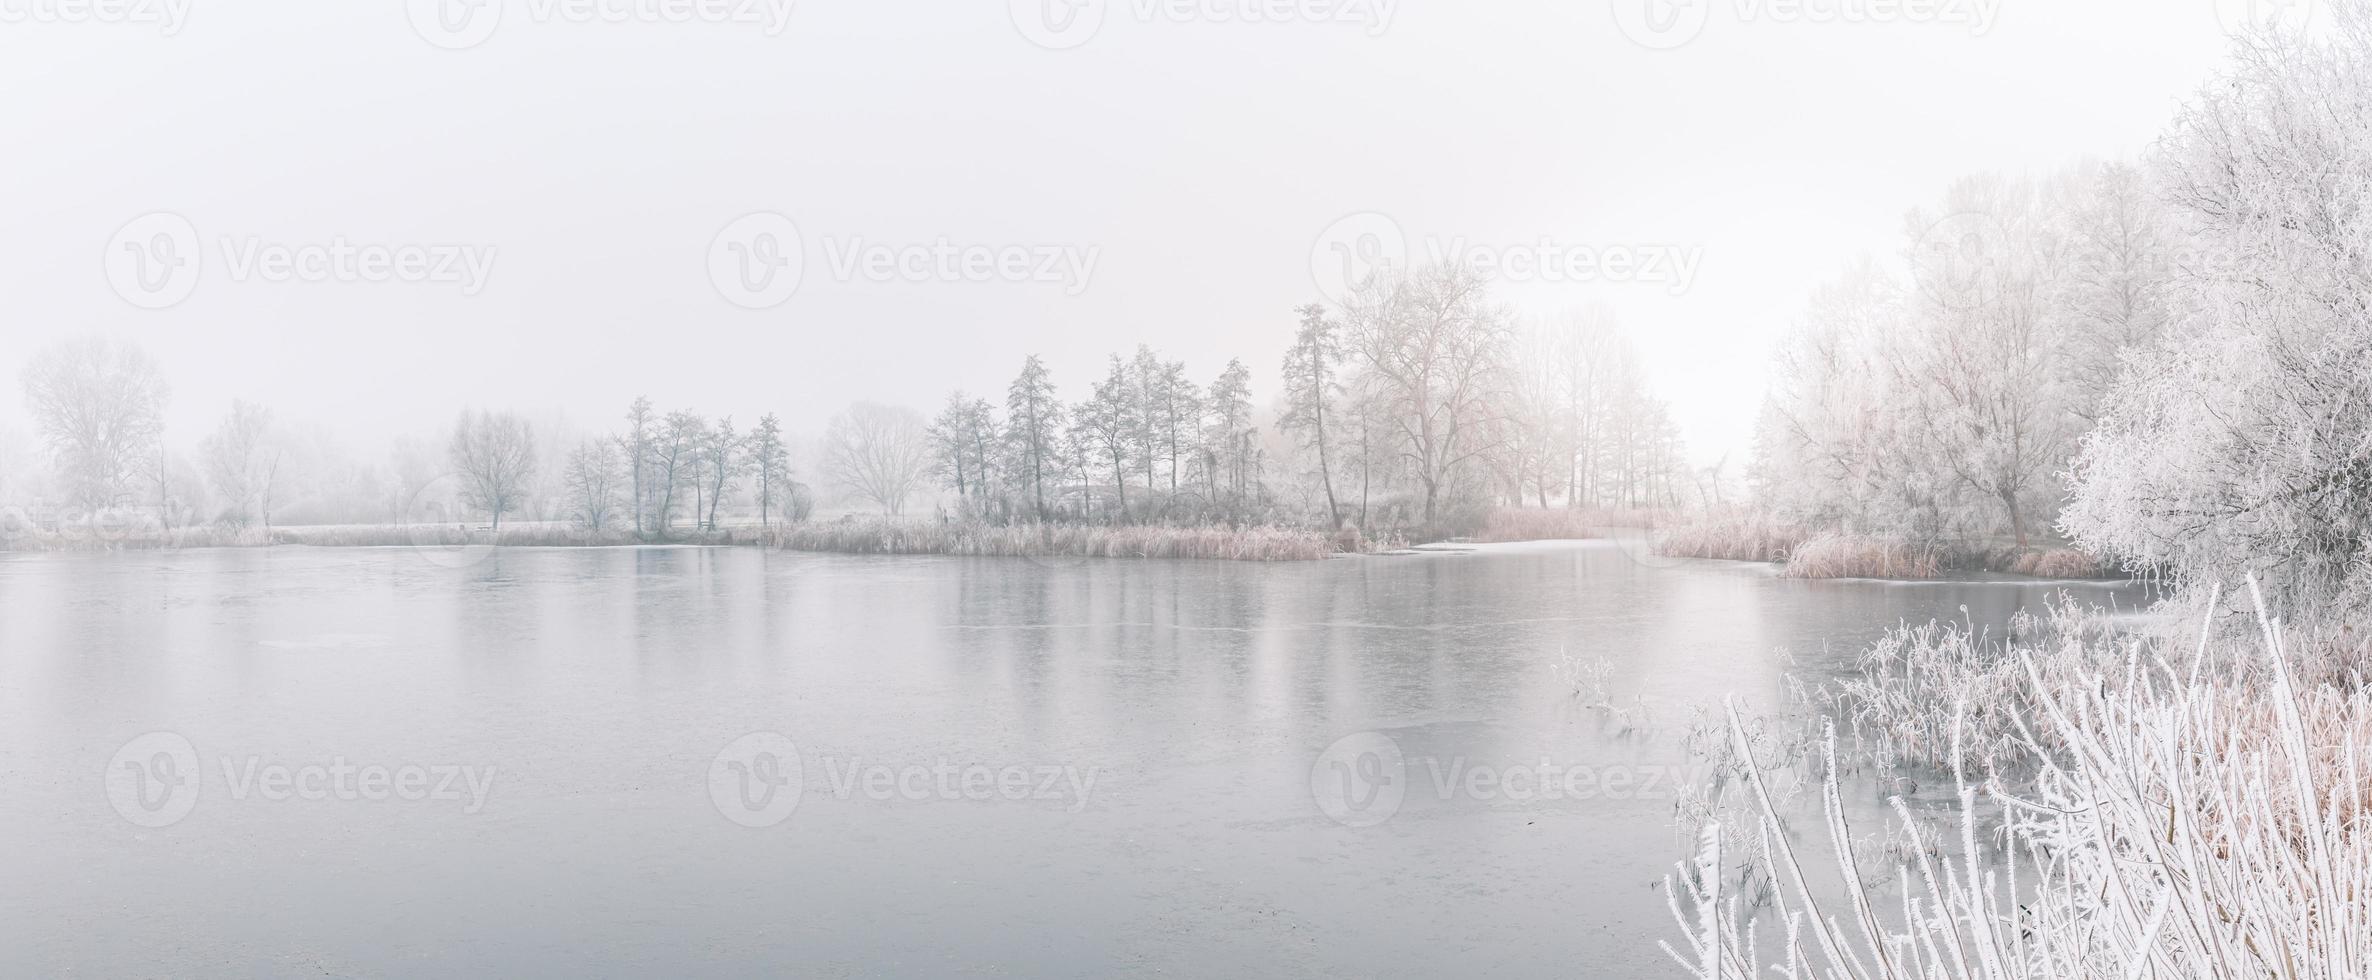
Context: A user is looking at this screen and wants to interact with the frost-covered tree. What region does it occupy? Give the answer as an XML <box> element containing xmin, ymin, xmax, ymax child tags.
<box><xmin>202</xmin><ymin>399</ymin><xmax>282</xmax><ymax>530</ymax></box>
<box><xmin>20</xmin><ymin>337</ymin><xmax>169</xmax><ymax>513</ymax></box>
<box><xmin>1157</xmin><ymin>360</ymin><xmax>1199</xmax><ymax>500</ymax></box>
<box><xmin>1894</xmin><ymin>174</ymin><xmax>2083</xmax><ymax>548</ymax></box>
<box><xmin>1279</xmin><ymin>303</ymin><xmax>1345</xmax><ymax>528</ymax></box>
<box><xmin>1003</xmin><ymin>356</ymin><xmax>1063</xmax><ymax>521</ymax></box>
<box><xmin>1079</xmin><ymin>355</ymin><xmax>1141</xmax><ymax>520</ymax></box>
<box><xmin>2064</xmin><ymin>11</ymin><xmax>2372</xmax><ymax>614</ymax></box>
<box><xmin>1203</xmin><ymin>358</ymin><xmax>1256</xmax><ymax>507</ymax></box>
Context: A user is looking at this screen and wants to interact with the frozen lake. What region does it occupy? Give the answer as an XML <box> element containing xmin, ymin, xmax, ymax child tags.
<box><xmin>0</xmin><ymin>542</ymin><xmax>2141</xmax><ymax>977</ymax></box>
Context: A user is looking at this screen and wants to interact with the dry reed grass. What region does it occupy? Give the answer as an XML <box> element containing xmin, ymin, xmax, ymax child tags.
<box><xmin>1667</xmin><ymin>579</ymin><xmax>2372</xmax><ymax>978</ymax></box>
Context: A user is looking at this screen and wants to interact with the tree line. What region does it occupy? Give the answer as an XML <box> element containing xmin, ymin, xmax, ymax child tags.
<box><xmin>916</xmin><ymin>264</ymin><xmax>1696</xmax><ymax>536</ymax></box>
<box><xmin>7</xmin><ymin>274</ymin><xmax>1697</xmax><ymax>542</ymax></box>
<box><xmin>1750</xmin><ymin>15</ymin><xmax>2372</xmax><ymax>618</ymax></box>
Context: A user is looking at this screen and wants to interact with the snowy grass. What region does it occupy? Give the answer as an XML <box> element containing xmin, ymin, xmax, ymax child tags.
<box><xmin>1666</xmin><ymin>579</ymin><xmax>2372</xmax><ymax>978</ymax></box>
<box><xmin>1651</xmin><ymin>514</ymin><xmax>2111</xmax><ymax>581</ymax></box>
<box><xmin>1656</xmin><ymin>512</ymin><xmax>1812</xmax><ymax>563</ymax></box>
<box><xmin>766</xmin><ymin>518</ymin><xmax>1365</xmax><ymax>561</ymax></box>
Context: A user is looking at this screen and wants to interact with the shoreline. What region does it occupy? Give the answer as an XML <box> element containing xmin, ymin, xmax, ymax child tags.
<box><xmin>2</xmin><ymin>526</ymin><xmax>2130</xmax><ymax>584</ymax></box>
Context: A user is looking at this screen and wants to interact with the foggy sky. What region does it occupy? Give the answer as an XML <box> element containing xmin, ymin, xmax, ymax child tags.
<box><xmin>0</xmin><ymin>1</ymin><xmax>2245</xmax><ymax>464</ymax></box>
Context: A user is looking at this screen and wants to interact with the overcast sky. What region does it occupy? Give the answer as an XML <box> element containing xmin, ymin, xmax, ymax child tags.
<box><xmin>0</xmin><ymin>1</ymin><xmax>2253</xmax><ymax>465</ymax></box>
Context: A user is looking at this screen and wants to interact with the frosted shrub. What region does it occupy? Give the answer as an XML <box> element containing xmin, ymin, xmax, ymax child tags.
<box><xmin>1666</xmin><ymin>582</ymin><xmax>2372</xmax><ymax>978</ymax></box>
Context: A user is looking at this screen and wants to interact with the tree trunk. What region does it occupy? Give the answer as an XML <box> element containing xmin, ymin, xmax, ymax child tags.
<box><xmin>1112</xmin><ymin>456</ymin><xmax>1128</xmax><ymax>522</ymax></box>
<box><xmin>1315</xmin><ymin>406</ymin><xmax>1341</xmax><ymax>530</ymax></box>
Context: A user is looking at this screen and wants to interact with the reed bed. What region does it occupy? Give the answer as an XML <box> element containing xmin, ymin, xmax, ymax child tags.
<box><xmin>1780</xmin><ymin>532</ymin><xmax>1943</xmax><ymax>579</ymax></box>
<box><xmin>766</xmin><ymin>518</ymin><xmax>1352</xmax><ymax>561</ymax></box>
<box><xmin>1666</xmin><ymin>580</ymin><xmax>2372</xmax><ymax>978</ymax></box>
<box><xmin>1655</xmin><ymin>513</ymin><xmax>1812</xmax><ymax>563</ymax></box>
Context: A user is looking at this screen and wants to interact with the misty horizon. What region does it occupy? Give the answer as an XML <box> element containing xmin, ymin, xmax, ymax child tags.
<box><xmin>2</xmin><ymin>0</ymin><xmax>2247</xmax><ymax>468</ymax></box>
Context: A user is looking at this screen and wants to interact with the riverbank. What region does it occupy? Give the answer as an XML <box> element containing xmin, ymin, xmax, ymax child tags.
<box><xmin>0</xmin><ymin>518</ymin><xmax>1408</xmax><ymax>562</ymax></box>
<box><xmin>1651</xmin><ymin>512</ymin><xmax>2115</xmax><ymax>580</ymax></box>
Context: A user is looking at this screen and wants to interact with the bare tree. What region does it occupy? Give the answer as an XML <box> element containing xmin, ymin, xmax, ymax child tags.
<box><xmin>563</xmin><ymin>438</ymin><xmax>624</xmax><ymax>532</ymax></box>
<box><xmin>448</xmin><ymin>409</ymin><xmax>537</xmax><ymax>531</ymax></box>
<box><xmin>701</xmin><ymin>415</ymin><xmax>740</xmax><ymax>530</ymax></box>
<box><xmin>823</xmin><ymin>402</ymin><xmax>933</xmax><ymax>515</ymax></box>
<box><xmin>928</xmin><ymin>392</ymin><xmax>999</xmax><ymax>510</ymax></box>
<box><xmin>649</xmin><ymin>410</ymin><xmax>702</xmax><ymax>534</ymax></box>
<box><xmin>20</xmin><ymin>337</ymin><xmax>169</xmax><ymax>513</ymax></box>
<box><xmin>1341</xmin><ymin>264</ymin><xmax>1513</xmax><ymax>527</ymax></box>
<box><xmin>621</xmin><ymin>396</ymin><xmax>654</xmax><ymax>536</ymax></box>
